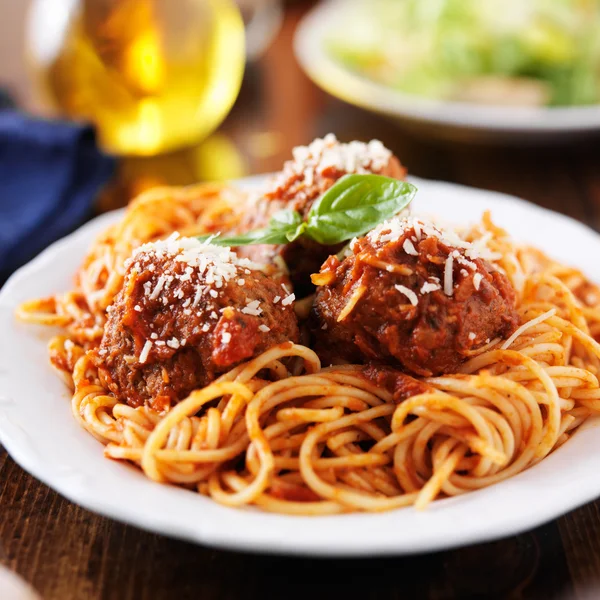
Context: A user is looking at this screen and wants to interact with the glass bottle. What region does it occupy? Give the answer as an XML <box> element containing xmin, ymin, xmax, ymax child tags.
<box><xmin>25</xmin><ymin>0</ymin><xmax>246</xmax><ymax>156</ymax></box>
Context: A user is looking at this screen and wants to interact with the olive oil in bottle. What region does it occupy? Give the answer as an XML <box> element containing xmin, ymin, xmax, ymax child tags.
<box><xmin>26</xmin><ymin>0</ymin><xmax>246</xmax><ymax>155</ymax></box>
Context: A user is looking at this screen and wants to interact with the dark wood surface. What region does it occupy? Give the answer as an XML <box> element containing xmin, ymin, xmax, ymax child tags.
<box><xmin>3</xmin><ymin>3</ymin><xmax>600</xmax><ymax>599</ymax></box>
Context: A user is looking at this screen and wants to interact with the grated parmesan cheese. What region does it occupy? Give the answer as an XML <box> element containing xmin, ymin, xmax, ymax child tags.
<box><xmin>420</xmin><ymin>280</ymin><xmax>441</xmax><ymax>294</ymax></box>
<box><xmin>473</xmin><ymin>273</ymin><xmax>483</xmax><ymax>291</ymax></box>
<box><xmin>454</xmin><ymin>252</ymin><xmax>477</xmax><ymax>270</ymax></box>
<box><xmin>395</xmin><ymin>284</ymin><xmax>418</xmax><ymax>306</ymax></box>
<box><xmin>139</xmin><ymin>340</ymin><xmax>152</xmax><ymax>364</ymax></box>
<box><xmin>403</xmin><ymin>239</ymin><xmax>418</xmax><ymax>256</ymax></box>
<box><xmin>368</xmin><ymin>215</ymin><xmax>501</xmax><ymax>266</ymax></box>
<box><xmin>121</xmin><ymin>235</ymin><xmax>296</xmax><ymax>355</ymax></box>
<box><xmin>192</xmin><ymin>285</ymin><xmax>204</xmax><ymax>307</ymax></box>
<box><xmin>242</xmin><ymin>300</ymin><xmax>263</xmax><ymax>316</ymax></box>
<box><xmin>128</xmin><ymin>234</ymin><xmax>263</xmax><ymax>303</ymax></box>
<box><xmin>281</xmin><ymin>293</ymin><xmax>295</xmax><ymax>306</ymax></box>
<box><xmin>413</xmin><ymin>220</ymin><xmax>422</xmax><ymax>241</ymax></box>
<box><xmin>149</xmin><ymin>276</ymin><xmax>166</xmax><ymax>300</ymax></box>
<box><xmin>444</xmin><ymin>253</ymin><xmax>454</xmax><ymax>296</ymax></box>
<box><xmin>269</xmin><ymin>134</ymin><xmax>393</xmax><ymax>194</ymax></box>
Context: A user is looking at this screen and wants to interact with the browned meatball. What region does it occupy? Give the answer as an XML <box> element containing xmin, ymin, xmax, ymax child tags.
<box><xmin>312</xmin><ymin>216</ymin><xmax>519</xmax><ymax>376</ymax></box>
<box><xmin>91</xmin><ymin>235</ymin><xmax>299</xmax><ymax>409</ymax></box>
<box><xmin>237</xmin><ymin>134</ymin><xmax>407</xmax><ymax>297</ymax></box>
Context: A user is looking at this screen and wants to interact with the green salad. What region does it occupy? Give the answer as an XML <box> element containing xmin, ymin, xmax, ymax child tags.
<box><xmin>326</xmin><ymin>0</ymin><xmax>600</xmax><ymax>107</ymax></box>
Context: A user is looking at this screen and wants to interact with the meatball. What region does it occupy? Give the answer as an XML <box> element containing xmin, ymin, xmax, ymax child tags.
<box><xmin>312</xmin><ymin>216</ymin><xmax>519</xmax><ymax>376</ymax></box>
<box><xmin>91</xmin><ymin>235</ymin><xmax>299</xmax><ymax>409</ymax></box>
<box><xmin>237</xmin><ymin>134</ymin><xmax>407</xmax><ymax>297</ymax></box>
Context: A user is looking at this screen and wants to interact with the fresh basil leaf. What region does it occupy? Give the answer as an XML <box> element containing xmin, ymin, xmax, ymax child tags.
<box><xmin>201</xmin><ymin>229</ymin><xmax>289</xmax><ymax>246</ymax></box>
<box><xmin>196</xmin><ymin>175</ymin><xmax>416</xmax><ymax>248</ymax></box>
<box><xmin>270</xmin><ymin>209</ymin><xmax>307</xmax><ymax>242</ymax></box>
<box><xmin>196</xmin><ymin>209</ymin><xmax>305</xmax><ymax>246</ymax></box>
<box><xmin>306</xmin><ymin>174</ymin><xmax>416</xmax><ymax>245</ymax></box>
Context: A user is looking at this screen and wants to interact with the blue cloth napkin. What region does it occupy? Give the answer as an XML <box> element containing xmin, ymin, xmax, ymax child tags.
<box><xmin>0</xmin><ymin>110</ymin><xmax>116</xmax><ymax>282</ymax></box>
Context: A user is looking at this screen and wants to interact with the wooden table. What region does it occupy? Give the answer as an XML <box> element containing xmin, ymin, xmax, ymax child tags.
<box><xmin>3</xmin><ymin>2</ymin><xmax>600</xmax><ymax>599</ymax></box>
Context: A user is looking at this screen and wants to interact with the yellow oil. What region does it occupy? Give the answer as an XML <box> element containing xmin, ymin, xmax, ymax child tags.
<box><xmin>26</xmin><ymin>0</ymin><xmax>246</xmax><ymax>156</ymax></box>
<box><xmin>97</xmin><ymin>133</ymin><xmax>249</xmax><ymax>212</ymax></box>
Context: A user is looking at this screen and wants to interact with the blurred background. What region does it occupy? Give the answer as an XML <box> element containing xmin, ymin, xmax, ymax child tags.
<box><xmin>0</xmin><ymin>0</ymin><xmax>599</xmax><ymax>216</ymax></box>
<box><xmin>0</xmin><ymin>0</ymin><xmax>322</xmax><ymax>209</ymax></box>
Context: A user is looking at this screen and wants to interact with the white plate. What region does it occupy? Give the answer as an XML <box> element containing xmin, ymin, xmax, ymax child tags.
<box><xmin>294</xmin><ymin>0</ymin><xmax>600</xmax><ymax>143</ymax></box>
<box><xmin>1</xmin><ymin>175</ymin><xmax>600</xmax><ymax>557</ymax></box>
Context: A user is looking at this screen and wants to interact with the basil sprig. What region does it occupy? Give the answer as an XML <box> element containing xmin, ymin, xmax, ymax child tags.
<box><xmin>203</xmin><ymin>209</ymin><xmax>306</xmax><ymax>246</ymax></box>
<box><xmin>199</xmin><ymin>174</ymin><xmax>416</xmax><ymax>247</ymax></box>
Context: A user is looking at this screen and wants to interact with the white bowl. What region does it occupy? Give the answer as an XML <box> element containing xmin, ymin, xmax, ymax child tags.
<box><xmin>293</xmin><ymin>0</ymin><xmax>600</xmax><ymax>143</ymax></box>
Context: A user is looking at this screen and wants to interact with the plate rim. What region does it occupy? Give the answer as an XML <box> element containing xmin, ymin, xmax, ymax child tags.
<box><xmin>2</xmin><ymin>174</ymin><xmax>600</xmax><ymax>557</ymax></box>
<box><xmin>293</xmin><ymin>0</ymin><xmax>600</xmax><ymax>133</ymax></box>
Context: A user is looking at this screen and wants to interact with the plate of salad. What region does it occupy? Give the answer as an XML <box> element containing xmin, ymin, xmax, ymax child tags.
<box><xmin>294</xmin><ymin>0</ymin><xmax>600</xmax><ymax>141</ymax></box>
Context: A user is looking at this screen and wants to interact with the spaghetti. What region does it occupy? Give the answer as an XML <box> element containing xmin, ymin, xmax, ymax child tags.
<box><xmin>16</xmin><ymin>176</ymin><xmax>600</xmax><ymax>515</ymax></box>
